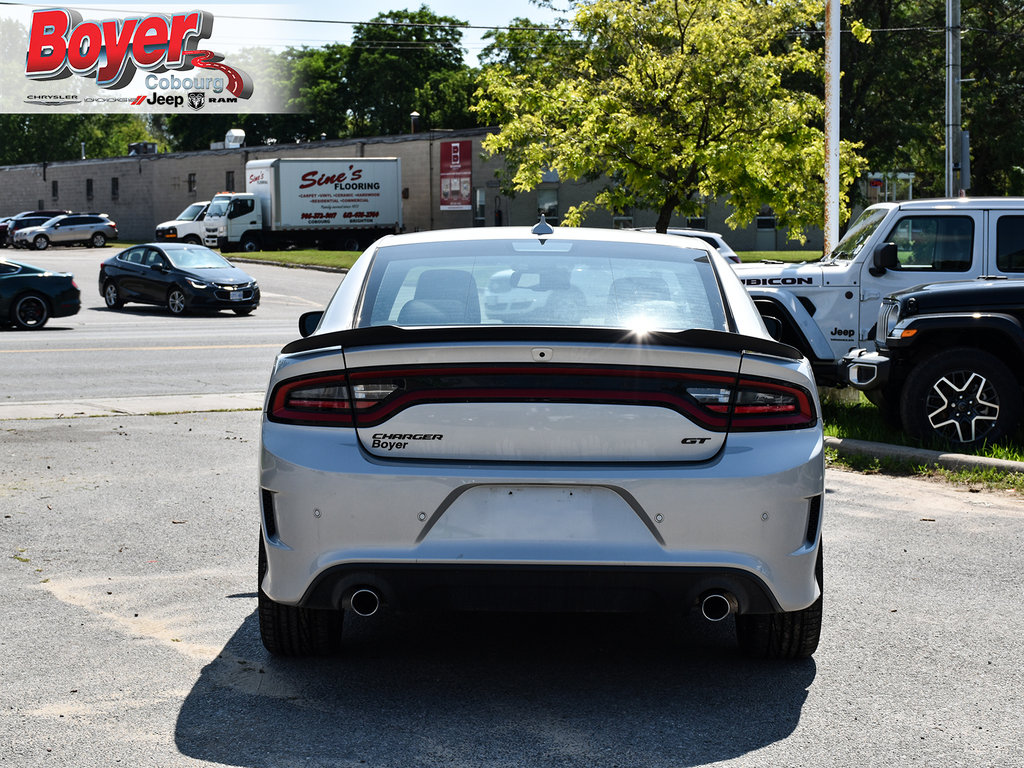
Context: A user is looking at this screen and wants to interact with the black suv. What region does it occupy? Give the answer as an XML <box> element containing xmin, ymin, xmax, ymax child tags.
<box><xmin>842</xmin><ymin>279</ymin><xmax>1024</xmax><ymax>448</ymax></box>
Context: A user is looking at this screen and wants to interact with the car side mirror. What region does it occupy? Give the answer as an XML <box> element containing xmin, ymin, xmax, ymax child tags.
<box><xmin>869</xmin><ymin>242</ymin><xmax>899</xmax><ymax>276</ymax></box>
<box><xmin>298</xmin><ymin>311</ymin><xmax>323</xmax><ymax>338</ymax></box>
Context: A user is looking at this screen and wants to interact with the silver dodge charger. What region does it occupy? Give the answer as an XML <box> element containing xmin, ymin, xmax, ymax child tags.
<box><xmin>258</xmin><ymin>222</ymin><xmax>824</xmax><ymax>659</ymax></box>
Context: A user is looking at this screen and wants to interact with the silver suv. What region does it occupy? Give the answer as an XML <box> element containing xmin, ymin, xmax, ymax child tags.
<box><xmin>15</xmin><ymin>213</ymin><xmax>118</xmax><ymax>250</ymax></box>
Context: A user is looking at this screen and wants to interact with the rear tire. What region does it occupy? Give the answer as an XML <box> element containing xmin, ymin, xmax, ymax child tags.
<box><xmin>12</xmin><ymin>292</ymin><xmax>50</xmax><ymax>329</ymax></box>
<box><xmin>736</xmin><ymin>544</ymin><xmax>822</xmax><ymax>659</ymax></box>
<box><xmin>103</xmin><ymin>280</ymin><xmax>124</xmax><ymax>309</ymax></box>
<box><xmin>91</xmin><ymin>232</ymin><xmax>107</xmax><ymax>248</ymax></box>
<box><xmin>258</xmin><ymin>536</ymin><xmax>343</xmax><ymax>656</ymax></box>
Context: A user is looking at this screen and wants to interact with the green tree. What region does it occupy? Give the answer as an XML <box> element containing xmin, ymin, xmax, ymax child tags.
<box><xmin>346</xmin><ymin>6</ymin><xmax>471</xmax><ymax>134</ymax></box>
<box><xmin>475</xmin><ymin>0</ymin><xmax>867</xmax><ymax>239</ymax></box>
<box><xmin>840</xmin><ymin>0</ymin><xmax>945</xmax><ymax>197</ymax></box>
<box><xmin>0</xmin><ymin>115</ymin><xmax>157</xmax><ymax>164</ymax></box>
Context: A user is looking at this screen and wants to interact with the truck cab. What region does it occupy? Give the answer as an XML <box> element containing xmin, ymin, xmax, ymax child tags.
<box><xmin>155</xmin><ymin>201</ymin><xmax>210</xmax><ymax>244</ymax></box>
<box><xmin>203</xmin><ymin>193</ymin><xmax>261</xmax><ymax>252</ymax></box>
<box><xmin>736</xmin><ymin>198</ymin><xmax>1024</xmax><ymax>384</ymax></box>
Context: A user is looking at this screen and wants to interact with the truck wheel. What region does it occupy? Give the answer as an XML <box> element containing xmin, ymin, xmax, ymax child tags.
<box><xmin>899</xmin><ymin>348</ymin><xmax>1022</xmax><ymax>448</ymax></box>
<box><xmin>240</xmin><ymin>234</ymin><xmax>260</xmax><ymax>252</ymax></box>
<box><xmin>183</xmin><ymin>235</ymin><xmax>202</xmax><ymax>245</ymax></box>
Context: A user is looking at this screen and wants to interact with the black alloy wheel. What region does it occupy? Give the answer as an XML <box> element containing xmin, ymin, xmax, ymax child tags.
<box><xmin>899</xmin><ymin>348</ymin><xmax>1022</xmax><ymax>448</ymax></box>
<box><xmin>12</xmin><ymin>292</ymin><xmax>50</xmax><ymax>329</ymax></box>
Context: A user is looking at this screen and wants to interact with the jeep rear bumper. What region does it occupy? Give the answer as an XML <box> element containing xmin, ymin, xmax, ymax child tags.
<box><xmin>841</xmin><ymin>348</ymin><xmax>891</xmax><ymax>390</ymax></box>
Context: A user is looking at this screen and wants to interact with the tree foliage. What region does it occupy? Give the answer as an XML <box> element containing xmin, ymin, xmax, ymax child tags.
<box><xmin>345</xmin><ymin>6</ymin><xmax>472</xmax><ymax>135</ymax></box>
<box><xmin>0</xmin><ymin>114</ymin><xmax>156</xmax><ymax>164</ymax></box>
<box><xmin>475</xmin><ymin>0</ymin><xmax>867</xmax><ymax>239</ymax></box>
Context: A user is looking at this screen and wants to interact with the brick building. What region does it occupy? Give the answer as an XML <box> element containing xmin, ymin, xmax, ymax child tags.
<box><xmin>0</xmin><ymin>127</ymin><xmax>821</xmax><ymax>252</ymax></box>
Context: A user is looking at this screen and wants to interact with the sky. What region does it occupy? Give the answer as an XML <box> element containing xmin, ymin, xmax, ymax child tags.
<box><xmin>0</xmin><ymin>0</ymin><xmax>570</xmax><ymax>113</ymax></box>
<box><xmin>1</xmin><ymin>0</ymin><xmax>570</xmax><ymax>65</ymax></box>
<box><xmin>227</xmin><ymin>1</ymin><xmax>570</xmax><ymax>65</ymax></box>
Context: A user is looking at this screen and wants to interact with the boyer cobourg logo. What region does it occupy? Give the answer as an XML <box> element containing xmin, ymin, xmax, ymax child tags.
<box><xmin>23</xmin><ymin>7</ymin><xmax>253</xmax><ymax>104</ymax></box>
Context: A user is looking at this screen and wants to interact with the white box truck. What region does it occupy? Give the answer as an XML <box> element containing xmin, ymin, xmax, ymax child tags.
<box><xmin>203</xmin><ymin>157</ymin><xmax>402</xmax><ymax>252</ymax></box>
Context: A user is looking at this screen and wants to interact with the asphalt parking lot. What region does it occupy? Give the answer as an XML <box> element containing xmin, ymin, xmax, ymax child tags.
<box><xmin>2</xmin><ymin>409</ymin><xmax>1022</xmax><ymax>768</ymax></box>
<box><xmin>2</xmin><ymin>246</ymin><xmax>1023</xmax><ymax>766</ymax></box>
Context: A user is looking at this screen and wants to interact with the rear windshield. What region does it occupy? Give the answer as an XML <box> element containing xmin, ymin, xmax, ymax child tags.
<box><xmin>356</xmin><ymin>240</ymin><xmax>728</xmax><ymax>332</ymax></box>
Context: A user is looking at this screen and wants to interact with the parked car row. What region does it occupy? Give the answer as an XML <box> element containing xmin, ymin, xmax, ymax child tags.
<box><xmin>1</xmin><ymin>209</ymin><xmax>118</xmax><ymax>250</ymax></box>
<box><xmin>0</xmin><ymin>209</ymin><xmax>70</xmax><ymax>247</ymax></box>
<box><xmin>2</xmin><ymin>242</ymin><xmax>260</xmax><ymax>329</ymax></box>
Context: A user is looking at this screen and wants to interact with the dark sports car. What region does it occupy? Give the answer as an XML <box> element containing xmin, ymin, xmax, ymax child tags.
<box><xmin>0</xmin><ymin>258</ymin><xmax>80</xmax><ymax>329</ymax></box>
<box><xmin>98</xmin><ymin>243</ymin><xmax>260</xmax><ymax>316</ymax></box>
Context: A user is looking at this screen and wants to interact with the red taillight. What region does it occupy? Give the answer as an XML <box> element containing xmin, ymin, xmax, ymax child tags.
<box><xmin>267</xmin><ymin>367</ymin><xmax>816</xmax><ymax>431</ymax></box>
<box><xmin>269</xmin><ymin>374</ymin><xmax>354</xmax><ymax>426</ymax></box>
<box><xmin>727</xmin><ymin>378</ymin><xmax>816</xmax><ymax>430</ymax></box>
<box><xmin>269</xmin><ymin>373</ymin><xmax>400</xmax><ymax>426</ymax></box>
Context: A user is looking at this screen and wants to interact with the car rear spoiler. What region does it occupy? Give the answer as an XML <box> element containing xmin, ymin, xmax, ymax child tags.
<box><xmin>280</xmin><ymin>325</ymin><xmax>804</xmax><ymax>361</ymax></box>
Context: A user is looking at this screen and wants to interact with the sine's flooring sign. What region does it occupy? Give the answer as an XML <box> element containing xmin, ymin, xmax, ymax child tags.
<box><xmin>1</xmin><ymin>2</ymin><xmax>292</xmax><ymax>113</ymax></box>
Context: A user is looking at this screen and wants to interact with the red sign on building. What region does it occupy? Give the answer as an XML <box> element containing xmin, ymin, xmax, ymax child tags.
<box><xmin>440</xmin><ymin>140</ymin><xmax>472</xmax><ymax>211</ymax></box>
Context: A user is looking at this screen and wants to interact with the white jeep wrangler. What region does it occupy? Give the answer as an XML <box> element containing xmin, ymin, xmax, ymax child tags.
<box><xmin>736</xmin><ymin>197</ymin><xmax>1024</xmax><ymax>385</ymax></box>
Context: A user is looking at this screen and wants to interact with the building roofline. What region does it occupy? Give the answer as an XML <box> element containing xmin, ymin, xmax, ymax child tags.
<box><xmin>0</xmin><ymin>126</ymin><xmax>496</xmax><ymax>172</ymax></box>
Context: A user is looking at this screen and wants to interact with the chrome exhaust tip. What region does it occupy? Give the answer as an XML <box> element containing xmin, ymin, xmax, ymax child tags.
<box><xmin>701</xmin><ymin>592</ymin><xmax>738</xmax><ymax>622</ymax></box>
<box><xmin>348</xmin><ymin>588</ymin><xmax>382</xmax><ymax>617</ymax></box>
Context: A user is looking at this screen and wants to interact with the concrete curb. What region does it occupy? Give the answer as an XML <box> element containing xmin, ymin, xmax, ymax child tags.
<box><xmin>825</xmin><ymin>435</ymin><xmax>1024</xmax><ymax>475</ymax></box>
<box><xmin>229</xmin><ymin>256</ymin><xmax>349</xmax><ymax>274</ymax></box>
<box><xmin>0</xmin><ymin>393</ymin><xmax>263</xmax><ymax>421</ymax></box>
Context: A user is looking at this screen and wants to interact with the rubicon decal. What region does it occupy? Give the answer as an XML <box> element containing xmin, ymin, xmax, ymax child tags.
<box><xmin>24</xmin><ymin>8</ymin><xmax>253</xmax><ymax>99</ymax></box>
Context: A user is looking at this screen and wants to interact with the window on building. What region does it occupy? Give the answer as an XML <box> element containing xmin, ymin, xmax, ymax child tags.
<box><xmin>111</xmin><ymin>177</ymin><xmax>119</xmax><ymax>200</ymax></box>
<box><xmin>537</xmin><ymin>188</ymin><xmax>558</xmax><ymax>223</ymax></box>
<box><xmin>51</xmin><ymin>180</ymin><xmax>58</xmax><ymax>200</ymax></box>
<box><xmin>474</xmin><ymin>188</ymin><xmax>486</xmax><ymax>227</ymax></box>
<box><xmin>86</xmin><ymin>178</ymin><xmax>94</xmax><ymax>201</ymax></box>
<box><xmin>225</xmin><ymin>171</ymin><xmax>235</xmax><ymax>192</ymax></box>
<box><xmin>188</xmin><ymin>172</ymin><xmax>197</xmax><ymax>193</ymax></box>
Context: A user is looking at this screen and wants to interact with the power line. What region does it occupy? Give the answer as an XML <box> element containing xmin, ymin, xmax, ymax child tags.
<box><xmin>0</xmin><ymin>1</ymin><xmax>572</xmax><ymax>34</ymax></box>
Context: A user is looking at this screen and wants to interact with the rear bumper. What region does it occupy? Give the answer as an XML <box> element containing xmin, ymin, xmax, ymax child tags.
<box><xmin>299</xmin><ymin>562</ymin><xmax>783</xmax><ymax>615</ymax></box>
<box><xmin>260</xmin><ymin>422</ymin><xmax>824</xmax><ymax>615</ymax></box>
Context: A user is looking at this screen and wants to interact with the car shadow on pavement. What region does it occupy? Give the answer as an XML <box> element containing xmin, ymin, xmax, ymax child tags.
<box><xmin>175</xmin><ymin>608</ymin><xmax>816</xmax><ymax>768</ymax></box>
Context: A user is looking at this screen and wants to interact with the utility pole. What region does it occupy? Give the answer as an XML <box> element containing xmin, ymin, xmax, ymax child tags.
<box><xmin>945</xmin><ymin>0</ymin><xmax>961</xmax><ymax>196</ymax></box>
<box><xmin>823</xmin><ymin>0</ymin><xmax>840</xmax><ymax>255</ymax></box>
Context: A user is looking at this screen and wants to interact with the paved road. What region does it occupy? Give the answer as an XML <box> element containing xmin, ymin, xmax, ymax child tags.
<box><xmin>1</xmin><ymin>410</ymin><xmax>1022</xmax><ymax>767</ymax></box>
<box><xmin>1</xmin><ymin>246</ymin><xmax>341</xmax><ymax>402</ymax></box>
